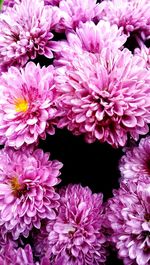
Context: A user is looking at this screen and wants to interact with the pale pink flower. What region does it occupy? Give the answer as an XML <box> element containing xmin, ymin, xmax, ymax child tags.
<box><xmin>35</xmin><ymin>184</ymin><xmax>107</xmax><ymax>265</ymax></box>
<box><xmin>97</xmin><ymin>0</ymin><xmax>150</xmax><ymax>37</ymax></box>
<box><xmin>0</xmin><ymin>0</ymin><xmax>57</xmax><ymax>71</ymax></box>
<box><xmin>135</xmin><ymin>45</ymin><xmax>150</xmax><ymax>69</ymax></box>
<box><xmin>0</xmin><ymin>146</ymin><xmax>62</xmax><ymax>239</ymax></box>
<box><xmin>52</xmin><ymin>0</ymin><xmax>99</xmax><ymax>32</ymax></box>
<box><xmin>106</xmin><ymin>180</ymin><xmax>150</xmax><ymax>265</ymax></box>
<box><xmin>51</xmin><ymin>20</ymin><xmax>127</xmax><ymax>57</ymax></box>
<box><xmin>120</xmin><ymin>136</ymin><xmax>150</xmax><ymax>181</ymax></box>
<box><xmin>55</xmin><ymin>47</ymin><xmax>150</xmax><ymax>147</ymax></box>
<box><xmin>0</xmin><ymin>62</ymin><xmax>60</xmax><ymax>148</ymax></box>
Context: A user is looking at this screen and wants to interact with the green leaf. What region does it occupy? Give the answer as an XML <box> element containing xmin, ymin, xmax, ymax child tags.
<box><xmin>0</xmin><ymin>0</ymin><xmax>4</xmax><ymax>10</ymax></box>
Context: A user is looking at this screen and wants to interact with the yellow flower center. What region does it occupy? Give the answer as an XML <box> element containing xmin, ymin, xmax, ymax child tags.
<box><xmin>15</xmin><ymin>98</ymin><xmax>28</xmax><ymax>112</ymax></box>
<box><xmin>10</xmin><ymin>176</ymin><xmax>27</xmax><ymax>197</ymax></box>
<box><xmin>10</xmin><ymin>176</ymin><xmax>21</xmax><ymax>192</ymax></box>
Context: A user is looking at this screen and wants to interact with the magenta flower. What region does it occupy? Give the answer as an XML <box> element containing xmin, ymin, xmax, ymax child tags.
<box><xmin>0</xmin><ymin>146</ymin><xmax>62</xmax><ymax>240</ymax></box>
<box><xmin>53</xmin><ymin>0</ymin><xmax>99</xmax><ymax>31</ymax></box>
<box><xmin>135</xmin><ymin>45</ymin><xmax>150</xmax><ymax>69</ymax></box>
<box><xmin>55</xmin><ymin>47</ymin><xmax>150</xmax><ymax>147</ymax></box>
<box><xmin>0</xmin><ymin>62</ymin><xmax>61</xmax><ymax>148</ymax></box>
<box><xmin>97</xmin><ymin>0</ymin><xmax>150</xmax><ymax>37</ymax></box>
<box><xmin>106</xmin><ymin>180</ymin><xmax>150</xmax><ymax>265</ymax></box>
<box><xmin>51</xmin><ymin>20</ymin><xmax>127</xmax><ymax>57</ymax></box>
<box><xmin>0</xmin><ymin>243</ymin><xmax>50</xmax><ymax>265</ymax></box>
<box><xmin>120</xmin><ymin>136</ymin><xmax>150</xmax><ymax>181</ymax></box>
<box><xmin>75</xmin><ymin>20</ymin><xmax>127</xmax><ymax>53</ymax></box>
<box><xmin>0</xmin><ymin>0</ymin><xmax>57</xmax><ymax>71</ymax></box>
<box><xmin>39</xmin><ymin>184</ymin><xmax>107</xmax><ymax>265</ymax></box>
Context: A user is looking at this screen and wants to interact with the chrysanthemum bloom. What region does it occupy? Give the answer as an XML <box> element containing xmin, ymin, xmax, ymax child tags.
<box><xmin>0</xmin><ymin>62</ymin><xmax>61</xmax><ymax>148</ymax></box>
<box><xmin>119</xmin><ymin>136</ymin><xmax>150</xmax><ymax>181</ymax></box>
<box><xmin>52</xmin><ymin>0</ymin><xmax>99</xmax><ymax>32</ymax></box>
<box><xmin>0</xmin><ymin>146</ymin><xmax>62</xmax><ymax>239</ymax></box>
<box><xmin>135</xmin><ymin>45</ymin><xmax>150</xmax><ymax>69</ymax></box>
<box><xmin>51</xmin><ymin>20</ymin><xmax>127</xmax><ymax>58</ymax></box>
<box><xmin>43</xmin><ymin>184</ymin><xmax>107</xmax><ymax>265</ymax></box>
<box><xmin>0</xmin><ymin>243</ymin><xmax>50</xmax><ymax>265</ymax></box>
<box><xmin>0</xmin><ymin>0</ymin><xmax>57</xmax><ymax>71</ymax></box>
<box><xmin>97</xmin><ymin>0</ymin><xmax>150</xmax><ymax>38</ymax></box>
<box><xmin>105</xmin><ymin>180</ymin><xmax>150</xmax><ymax>265</ymax></box>
<box><xmin>55</xmin><ymin>47</ymin><xmax>150</xmax><ymax>147</ymax></box>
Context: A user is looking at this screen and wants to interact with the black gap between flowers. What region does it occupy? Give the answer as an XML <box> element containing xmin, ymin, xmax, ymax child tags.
<box><xmin>52</xmin><ymin>31</ymin><xmax>66</xmax><ymax>41</ymax></box>
<box><xmin>39</xmin><ymin>128</ymin><xmax>123</xmax><ymax>202</ymax></box>
<box><xmin>32</xmin><ymin>55</ymin><xmax>53</xmax><ymax>67</ymax></box>
<box><xmin>145</xmin><ymin>38</ymin><xmax>150</xmax><ymax>48</ymax></box>
<box><xmin>106</xmin><ymin>249</ymin><xmax>123</xmax><ymax>265</ymax></box>
<box><xmin>124</xmin><ymin>31</ymin><xmax>141</xmax><ymax>53</ymax></box>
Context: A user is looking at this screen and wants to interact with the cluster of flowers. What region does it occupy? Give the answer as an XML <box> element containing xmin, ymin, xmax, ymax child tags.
<box><xmin>106</xmin><ymin>136</ymin><xmax>150</xmax><ymax>265</ymax></box>
<box><xmin>0</xmin><ymin>0</ymin><xmax>150</xmax><ymax>264</ymax></box>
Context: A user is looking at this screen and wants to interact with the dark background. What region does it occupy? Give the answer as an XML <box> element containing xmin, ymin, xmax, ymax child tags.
<box><xmin>39</xmin><ymin>129</ymin><xmax>124</xmax><ymax>265</ymax></box>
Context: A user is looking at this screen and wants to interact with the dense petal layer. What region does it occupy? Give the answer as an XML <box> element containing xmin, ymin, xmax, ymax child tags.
<box><xmin>0</xmin><ymin>146</ymin><xmax>62</xmax><ymax>239</ymax></box>
<box><xmin>0</xmin><ymin>62</ymin><xmax>61</xmax><ymax>148</ymax></box>
<box><xmin>34</xmin><ymin>184</ymin><xmax>107</xmax><ymax>265</ymax></box>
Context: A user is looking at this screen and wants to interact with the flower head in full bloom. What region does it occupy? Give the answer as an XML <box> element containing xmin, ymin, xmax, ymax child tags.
<box><xmin>105</xmin><ymin>180</ymin><xmax>150</xmax><ymax>265</ymax></box>
<box><xmin>120</xmin><ymin>136</ymin><xmax>150</xmax><ymax>181</ymax></box>
<box><xmin>52</xmin><ymin>0</ymin><xmax>99</xmax><ymax>32</ymax></box>
<box><xmin>37</xmin><ymin>184</ymin><xmax>107</xmax><ymax>265</ymax></box>
<box><xmin>0</xmin><ymin>146</ymin><xmax>62</xmax><ymax>239</ymax></box>
<box><xmin>97</xmin><ymin>0</ymin><xmax>150</xmax><ymax>38</ymax></box>
<box><xmin>0</xmin><ymin>0</ymin><xmax>57</xmax><ymax>71</ymax></box>
<box><xmin>51</xmin><ymin>20</ymin><xmax>127</xmax><ymax>57</ymax></box>
<box><xmin>0</xmin><ymin>243</ymin><xmax>50</xmax><ymax>265</ymax></box>
<box><xmin>55</xmin><ymin>47</ymin><xmax>150</xmax><ymax>147</ymax></box>
<box><xmin>0</xmin><ymin>62</ymin><xmax>61</xmax><ymax>148</ymax></box>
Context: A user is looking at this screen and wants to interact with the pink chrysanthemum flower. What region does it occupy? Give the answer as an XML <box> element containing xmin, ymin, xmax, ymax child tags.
<box><xmin>106</xmin><ymin>180</ymin><xmax>150</xmax><ymax>265</ymax></box>
<box><xmin>0</xmin><ymin>243</ymin><xmax>50</xmax><ymax>265</ymax></box>
<box><xmin>120</xmin><ymin>136</ymin><xmax>150</xmax><ymax>181</ymax></box>
<box><xmin>135</xmin><ymin>45</ymin><xmax>150</xmax><ymax>69</ymax></box>
<box><xmin>0</xmin><ymin>0</ymin><xmax>57</xmax><ymax>71</ymax></box>
<box><xmin>51</xmin><ymin>20</ymin><xmax>127</xmax><ymax>57</ymax></box>
<box><xmin>55</xmin><ymin>47</ymin><xmax>150</xmax><ymax>147</ymax></box>
<box><xmin>0</xmin><ymin>62</ymin><xmax>61</xmax><ymax>148</ymax></box>
<box><xmin>75</xmin><ymin>21</ymin><xmax>127</xmax><ymax>53</ymax></box>
<box><xmin>0</xmin><ymin>146</ymin><xmax>62</xmax><ymax>239</ymax></box>
<box><xmin>97</xmin><ymin>0</ymin><xmax>150</xmax><ymax>38</ymax></box>
<box><xmin>38</xmin><ymin>184</ymin><xmax>107</xmax><ymax>265</ymax></box>
<box><xmin>52</xmin><ymin>0</ymin><xmax>99</xmax><ymax>31</ymax></box>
